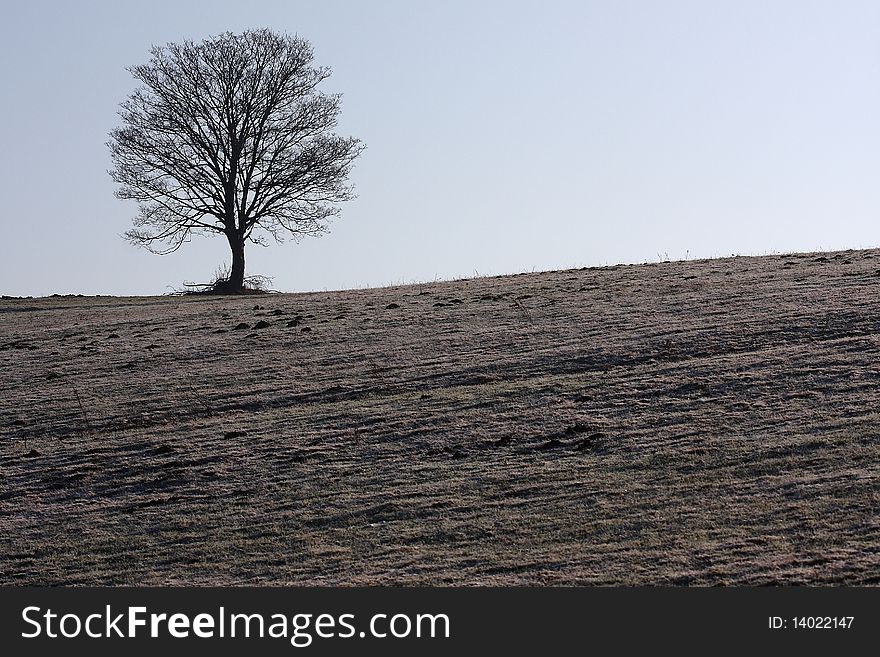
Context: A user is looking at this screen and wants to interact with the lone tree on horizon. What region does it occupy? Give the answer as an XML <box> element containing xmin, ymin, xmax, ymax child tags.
<box><xmin>108</xmin><ymin>29</ymin><xmax>364</xmax><ymax>293</ymax></box>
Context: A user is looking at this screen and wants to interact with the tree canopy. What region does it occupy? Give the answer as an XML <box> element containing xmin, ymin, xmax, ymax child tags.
<box><xmin>108</xmin><ymin>28</ymin><xmax>364</xmax><ymax>292</ymax></box>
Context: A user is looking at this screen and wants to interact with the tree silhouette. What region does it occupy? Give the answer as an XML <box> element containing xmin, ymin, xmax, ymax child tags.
<box><xmin>108</xmin><ymin>29</ymin><xmax>364</xmax><ymax>292</ymax></box>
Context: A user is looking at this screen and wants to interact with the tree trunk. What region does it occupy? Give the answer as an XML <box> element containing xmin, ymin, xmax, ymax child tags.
<box><xmin>228</xmin><ymin>235</ymin><xmax>246</xmax><ymax>293</ymax></box>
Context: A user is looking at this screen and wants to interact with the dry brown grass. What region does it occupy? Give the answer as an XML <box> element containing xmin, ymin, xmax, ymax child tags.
<box><xmin>1</xmin><ymin>249</ymin><xmax>879</xmax><ymax>585</ymax></box>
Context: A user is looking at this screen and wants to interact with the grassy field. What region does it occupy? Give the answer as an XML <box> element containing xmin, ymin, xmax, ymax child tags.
<box><xmin>2</xmin><ymin>249</ymin><xmax>879</xmax><ymax>585</ymax></box>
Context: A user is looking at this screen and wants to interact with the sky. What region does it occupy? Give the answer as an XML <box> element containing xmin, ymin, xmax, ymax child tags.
<box><xmin>1</xmin><ymin>0</ymin><xmax>878</xmax><ymax>296</ymax></box>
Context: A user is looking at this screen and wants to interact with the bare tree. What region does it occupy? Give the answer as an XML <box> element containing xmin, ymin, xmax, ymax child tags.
<box><xmin>108</xmin><ymin>29</ymin><xmax>364</xmax><ymax>292</ymax></box>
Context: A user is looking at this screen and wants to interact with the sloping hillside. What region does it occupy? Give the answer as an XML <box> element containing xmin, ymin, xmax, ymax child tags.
<box><xmin>2</xmin><ymin>249</ymin><xmax>879</xmax><ymax>584</ymax></box>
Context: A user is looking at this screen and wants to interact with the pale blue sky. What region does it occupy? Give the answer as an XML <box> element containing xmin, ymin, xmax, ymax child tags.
<box><xmin>1</xmin><ymin>0</ymin><xmax>878</xmax><ymax>296</ymax></box>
